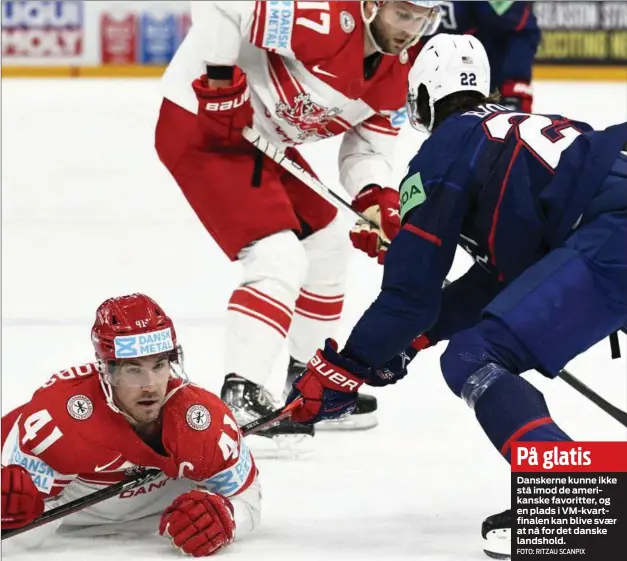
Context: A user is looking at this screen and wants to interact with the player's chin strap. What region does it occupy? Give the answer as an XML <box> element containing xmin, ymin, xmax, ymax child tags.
<box><xmin>243</xmin><ymin>126</ymin><xmax>627</xmax><ymax>429</ymax></box>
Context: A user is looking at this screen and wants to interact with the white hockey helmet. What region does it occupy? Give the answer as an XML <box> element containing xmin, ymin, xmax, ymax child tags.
<box><xmin>361</xmin><ymin>1</ymin><xmax>443</xmax><ymax>55</ymax></box>
<box><xmin>407</xmin><ymin>34</ymin><xmax>490</xmax><ymax>132</ymax></box>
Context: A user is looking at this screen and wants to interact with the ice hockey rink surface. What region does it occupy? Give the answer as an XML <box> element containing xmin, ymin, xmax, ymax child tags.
<box><xmin>2</xmin><ymin>78</ymin><xmax>626</xmax><ymax>560</ymax></box>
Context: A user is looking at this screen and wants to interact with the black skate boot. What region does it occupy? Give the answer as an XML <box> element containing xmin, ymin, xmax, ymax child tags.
<box><xmin>482</xmin><ymin>508</ymin><xmax>511</xmax><ymax>560</ymax></box>
<box><xmin>221</xmin><ymin>374</ymin><xmax>314</xmax><ymax>458</ymax></box>
<box><xmin>284</xmin><ymin>357</ymin><xmax>379</xmax><ymax>431</ymax></box>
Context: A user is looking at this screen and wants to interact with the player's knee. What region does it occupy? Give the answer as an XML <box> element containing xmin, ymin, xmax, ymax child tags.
<box><xmin>441</xmin><ymin>330</ymin><xmax>485</xmax><ymax>398</ymax></box>
<box><xmin>302</xmin><ymin>215</ymin><xmax>351</xmax><ymax>284</ymax></box>
<box><xmin>440</xmin><ymin>326</ymin><xmax>504</xmax><ymax>400</ymax></box>
<box><xmin>239</xmin><ymin>230</ymin><xmax>309</xmax><ymax>294</ymax></box>
<box><xmin>441</xmin><ymin>320</ymin><xmax>524</xmax><ymax>407</ymax></box>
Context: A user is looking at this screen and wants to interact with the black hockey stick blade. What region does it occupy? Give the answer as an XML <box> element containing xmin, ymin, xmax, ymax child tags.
<box><xmin>1</xmin><ymin>399</ymin><xmax>303</xmax><ymax>540</ymax></box>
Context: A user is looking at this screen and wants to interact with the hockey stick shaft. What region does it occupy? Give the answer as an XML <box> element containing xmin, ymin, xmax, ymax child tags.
<box><xmin>1</xmin><ymin>399</ymin><xmax>302</xmax><ymax>540</ymax></box>
<box><xmin>242</xmin><ymin>127</ymin><xmax>383</xmax><ymax>233</ymax></box>
<box><xmin>247</xmin><ymin>131</ymin><xmax>626</xmax><ymax>427</ymax></box>
<box><xmin>557</xmin><ymin>368</ymin><xmax>627</xmax><ymax>427</ymax></box>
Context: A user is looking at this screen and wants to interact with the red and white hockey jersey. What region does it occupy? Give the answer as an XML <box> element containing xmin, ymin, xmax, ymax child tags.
<box><xmin>160</xmin><ymin>1</ymin><xmax>420</xmax><ymax>196</ymax></box>
<box><xmin>1</xmin><ymin>364</ymin><xmax>260</xmax><ymax>546</ymax></box>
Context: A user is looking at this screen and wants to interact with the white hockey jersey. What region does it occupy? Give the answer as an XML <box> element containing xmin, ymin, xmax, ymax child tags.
<box><xmin>160</xmin><ymin>1</ymin><xmax>422</xmax><ymax>196</ymax></box>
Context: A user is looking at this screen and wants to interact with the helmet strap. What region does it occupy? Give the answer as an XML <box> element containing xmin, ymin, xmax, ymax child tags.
<box><xmin>427</xmin><ymin>95</ymin><xmax>436</xmax><ymax>132</ymax></box>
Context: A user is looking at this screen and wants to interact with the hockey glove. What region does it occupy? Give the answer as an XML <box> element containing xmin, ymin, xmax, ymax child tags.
<box><xmin>500</xmin><ymin>81</ymin><xmax>533</xmax><ymax>113</ymax></box>
<box><xmin>286</xmin><ymin>339</ymin><xmax>365</xmax><ymax>424</ymax></box>
<box><xmin>1</xmin><ymin>465</ymin><xmax>44</xmax><ymax>529</ymax></box>
<box><xmin>350</xmin><ymin>185</ymin><xmax>401</xmax><ymax>264</ymax></box>
<box><xmin>192</xmin><ymin>67</ymin><xmax>253</xmax><ymax>146</ymax></box>
<box><xmin>287</xmin><ymin>337</ymin><xmax>428</xmax><ymax>424</ymax></box>
<box><xmin>160</xmin><ymin>490</ymin><xmax>235</xmax><ymax>557</ymax></box>
<box><xmin>343</xmin><ymin>333</ymin><xmax>432</xmax><ymax>388</ymax></box>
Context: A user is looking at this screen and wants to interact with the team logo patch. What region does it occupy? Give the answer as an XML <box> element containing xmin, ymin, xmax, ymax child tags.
<box><xmin>276</xmin><ymin>93</ymin><xmax>342</xmax><ymax>141</ymax></box>
<box><xmin>340</xmin><ymin>11</ymin><xmax>355</xmax><ymax>33</ymax></box>
<box><xmin>399</xmin><ymin>171</ymin><xmax>427</xmax><ymax>222</ymax></box>
<box><xmin>186</xmin><ymin>405</ymin><xmax>211</xmax><ymax>431</ymax></box>
<box><xmin>67</xmin><ymin>395</ymin><xmax>93</xmax><ymax>420</ymax></box>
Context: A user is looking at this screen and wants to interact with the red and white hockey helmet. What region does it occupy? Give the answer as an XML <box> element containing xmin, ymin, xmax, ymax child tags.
<box><xmin>92</xmin><ymin>294</ymin><xmax>188</xmax><ymax>412</ymax></box>
<box><xmin>361</xmin><ymin>1</ymin><xmax>443</xmax><ymax>55</ymax></box>
<box><xmin>92</xmin><ymin>293</ymin><xmax>179</xmax><ymax>363</ymax></box>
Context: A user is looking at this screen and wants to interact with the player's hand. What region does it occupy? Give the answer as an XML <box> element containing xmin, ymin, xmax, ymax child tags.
<box><xmin>160</xmin><ymin>490</ymin><xmax>235</xmax><ymax>557</ymax></box>
<box><xmin>350</xmin><ymin>185</ymin><xmax>401</xmax><ymax>264</ymax></box>
<box><xmin>500</xmin><ymin>81</ymin><xmax>533</xmax><ymax>113</ymax></box>
<box><xmin>286</xmin><ymin>339</ymin><xmax>365</xmax><ymax>424</ymax></box>
<box><xmin>192</xmin><ymin>67</ymin><xmax>253</xmax><ymax>146</ymax></box>
<box><xmin>1</xmin><ymin>465</ymin><xmax>44</xmax><ymax>529</ymax></box>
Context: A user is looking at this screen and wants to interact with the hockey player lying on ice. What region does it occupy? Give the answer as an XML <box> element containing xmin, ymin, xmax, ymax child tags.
<box><xmin>286</xmin><ymin>34</ymin><xmax>627</xmax><ymax>560</ymax></box>
<box><xmin>155</xmin><ymin>0</ymin><xmax>443</xmax><ymax>441</ymax></box>
<box><xmin>1</xmin><ymin>294</ymin><xmax>260</xmax><ymax>557</ymax></box>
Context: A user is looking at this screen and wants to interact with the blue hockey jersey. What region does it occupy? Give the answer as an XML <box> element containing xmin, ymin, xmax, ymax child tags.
<box><xmin>425</xmin><ymin>1</ymin><xmax>540</xmax><ymax>89</ymax></box>
<box><xmin>343</xmin><ymin>105</ymin><xmax>627</xmax><ymax>368</ymax></box>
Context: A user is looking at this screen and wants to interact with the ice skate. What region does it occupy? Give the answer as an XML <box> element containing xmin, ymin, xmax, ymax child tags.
<box><xmin>482</xmin><ymin>508</ymin><xmax>511</xmax><ymax>560</ymax></box>
<box><xmin>221</xmin><ymin>374</ymin><xmax>314</xmax><ymax>458</ymax></box>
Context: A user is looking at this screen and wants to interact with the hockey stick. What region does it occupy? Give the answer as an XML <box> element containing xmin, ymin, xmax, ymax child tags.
<box><xmin>1</xmin><ymin>399</ymin><xmax>303</xmax><ymax>540</ymax></box>
<box><xmin>244</xmin><ymin>129</ymin><xmax>627</xmax><ymax>427</ymax></box>
<box><xmin>555</xmin><ymin>368</ymin><xmax>627</xmax><ymax>428</ymax></box>
<box><xmin>242</xmin><ymin>127</ymin><xmax>384</xmax><ymax>233</ymax></box>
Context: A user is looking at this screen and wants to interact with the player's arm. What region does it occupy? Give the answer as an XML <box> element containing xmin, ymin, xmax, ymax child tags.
<box><xmin>191</xmin><ymin>1</ymin><xmax>339</xmax><ymax>71</ymax></box>
<box><xmin>189</xmin><ymin>1</ymin><xmax>342</xmax><ymax>146</ymax></box>
<box><xmin>286</xmin><ymin>151</ymin><xmax>473</xmax><ymax>424</ymax></box>
<box><xmin>476</xmin><ymin>1</ymin><xmax>540</xmax><ymax>111</ymax></box>
<box><xmin>342</xmin><ymin>159</ymin><xmax>470</xmax><ymax>368</ymax></box>
<box><xmin>159</xmin><ymin>399</ymin><xmax>260</xmax><ymax>557</ymax></box>
<box><xmin>1</xmin><ymin>401</ymin><xmax>76</xmax><ymax>545</ymax></box>
<box><xmin>196</xmin><ymin>406</ymin><xmax>260</xmax><ymax>538</ymax></box>
<box><xmin>342</xmin><ymin>112</ymin><xmax>404</xmax><ymax>263</ymax></box>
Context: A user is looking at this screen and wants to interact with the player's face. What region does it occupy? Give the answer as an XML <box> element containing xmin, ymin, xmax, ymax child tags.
<box><xmin>370</xmin><ymin>2</ymin><xmax>436</xmax><ymax>54</ymax></box>
<box><xmin>110</xmin><ymin>354</ymin><xmax>171</xmax><ymax>425</ymax></box>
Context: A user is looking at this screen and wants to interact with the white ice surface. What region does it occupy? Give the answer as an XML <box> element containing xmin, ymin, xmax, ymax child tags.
<box><xmin>1</xmin><ymin>78</ymin><xmax>626</xmax><ymax>560</ymax></box>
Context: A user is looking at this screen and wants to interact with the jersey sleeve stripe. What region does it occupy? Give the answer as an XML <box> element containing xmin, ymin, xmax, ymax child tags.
<box><xmin>250</xmin><ymin>1</ymin><xmax>266</xmax><ymax>46</ymax></box>
<box><xmin>361</xmin><ymin>123</ymin><xmax>399</xmax><ymax>136</ymax></box>
<box><xmin>514</xmin><ymin>3</ymin><xmax>531</xmax><ymax>32</ymax></box>
<box><xmin>403</xmin><ymin>223</ymin><xmax>442</xmax><ymax>247</ymax></box>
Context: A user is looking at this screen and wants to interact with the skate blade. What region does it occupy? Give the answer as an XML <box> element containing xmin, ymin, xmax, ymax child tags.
<box><xmin>483</xmin><ymin>528</ymin><xmax>510</xmax><ymax>560</ymax></box>
<box><xmin>244</xmin><ymin>433</ymin><xmax>314</xmax><ymax>459</ymax></box>
<box><xmin>315</xmin><ymin>412</ymin><xmax>378</xmax><ymax>431</ymax></box>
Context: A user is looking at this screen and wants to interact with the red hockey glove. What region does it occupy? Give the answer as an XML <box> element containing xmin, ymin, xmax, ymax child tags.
<box><xmin>192</xmin><ymin>68</ymin><xmax>253</xmax><ymax>146</ymax></box>
<box><xmin>350</xmin><ymin>185</ymin><xmax>401</xmax><ymax>264</ymax></box>
<box><xmin>500</xmin><ymin>81</ymin><xmax>533</xmax><ymax>113</ymax></box>
<box><xmin>160</xmin><ymin>490</ymin><xmax>235</xmax><ymax>557</ymax></box>
<box><xmin>1</xmin><ymin>465</ymin><xmax>44</xmax><ymax>529</ymax></box>
<box><xmin>286</xmin><ymin>339</ymin><xmax>365</xmax><ymax>424</ymax></box>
